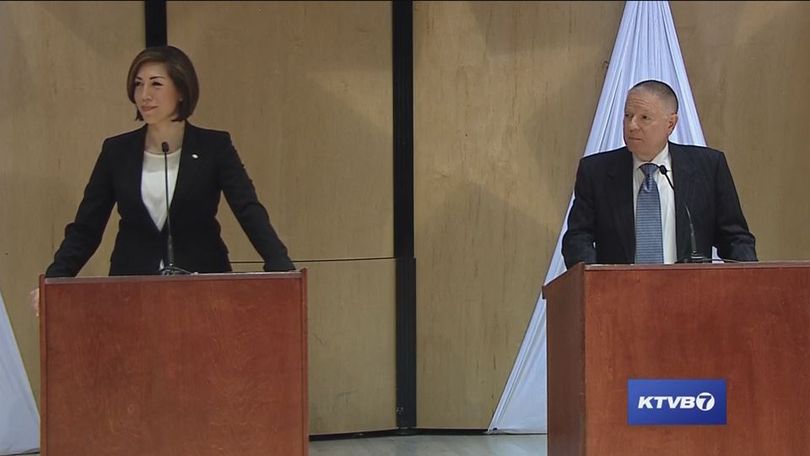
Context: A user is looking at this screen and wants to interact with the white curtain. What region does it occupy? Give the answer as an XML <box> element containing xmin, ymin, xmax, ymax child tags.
<box><xmin>489</xmin><ymin>0</ymin><xmax>706</xmax><ymax>433</ymax></box>
<box><xmin>0</xmin><ymin>291</ymin><xmax>39</xmax><ymax>455</ymax></box>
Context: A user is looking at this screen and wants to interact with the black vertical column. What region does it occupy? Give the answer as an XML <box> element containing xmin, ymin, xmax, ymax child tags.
<box><xmin>393</xmin><ymin>0</ymin><xmax>416</xmax><ymax>430</ymax></box>
<box><xmin>144</xmin><ymin>1</ymin><xmax>167</xmax><ymax>47</ymax></box>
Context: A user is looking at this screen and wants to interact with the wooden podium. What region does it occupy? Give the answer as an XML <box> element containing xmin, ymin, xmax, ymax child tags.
<box><xmin>39</xmin><ymin>271</ymin><xmax>308</xmax><ymax>456</ymax></box>
<box><xmin>545</xmin><ymin>262</ymin><xmax>810</xmax><ymax>456</ymax></box>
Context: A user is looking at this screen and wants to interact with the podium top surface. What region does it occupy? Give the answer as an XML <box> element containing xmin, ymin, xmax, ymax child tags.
<box><xmin>580</xmin><ymin>260</ymin><xmax>810</xmax><ymax>271</ymax></box>
<box><xmin>543</xmin><ymin>260</ymin><xmax>810</xmax><ymax>293</ymax></box>
<box><xmin>42</xmin><ymin>270</ymin><xmax>305</xmax><ymax>286</ymax></box>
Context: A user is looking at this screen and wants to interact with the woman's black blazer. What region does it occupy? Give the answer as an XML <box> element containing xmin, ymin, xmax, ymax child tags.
<box><xmin>45</xmin><ymin>123</ymin><xmax>294</xmax><ymax>277</ymax></box>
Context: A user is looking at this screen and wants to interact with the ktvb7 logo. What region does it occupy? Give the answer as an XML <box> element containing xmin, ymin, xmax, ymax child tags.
<box><xmin>637</xmin><ymin>392</ymin><xmax>715</xmax><ymax>411</ymax></box>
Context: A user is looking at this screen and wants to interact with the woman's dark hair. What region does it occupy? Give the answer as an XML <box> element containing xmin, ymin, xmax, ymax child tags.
<box><xmin>126</xmin><ymin>46</ymin><xmax>199</xmax><ymax>121</ymax></box>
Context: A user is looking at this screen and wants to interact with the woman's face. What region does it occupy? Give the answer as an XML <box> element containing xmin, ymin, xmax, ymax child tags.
<box><xmin>133</xmin><ymin>62</ymin><xmax>182</xmax><ymax>126</ymax></box>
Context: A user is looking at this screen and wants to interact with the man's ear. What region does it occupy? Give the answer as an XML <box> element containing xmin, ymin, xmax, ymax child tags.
<box><xmin>667</xmin><ymin>112</ymin><xmax>679</xmax><ymax>135</ymax></box>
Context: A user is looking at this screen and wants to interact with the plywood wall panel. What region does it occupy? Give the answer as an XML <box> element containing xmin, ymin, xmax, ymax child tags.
<box><xmin>232</xmin><ymin>260</ymin><xmax>396</xmax><ymax>434</ymax></box>
<box><xmin>671</xmin><ymin>1</ymin><xmax>810</xmax><ymax>260</ymax></box>
<box><xmin>0</xmin><ymin>0</ymin><xmax>143</xmax><ymax>405</ymax></box>
<box><xmin>168</xmin><ymin>1</ymin><xmax>393</xmax><ymax>262</ymax></box>
<box><xmin>169</xmin><ymin>2</ymin><xmax>396</xmax><ymax>434</ymax></box>
<box><xmin>414</xmin><ymin>1</ymin><xmax>624</xmax><ymax>428</ymax></box>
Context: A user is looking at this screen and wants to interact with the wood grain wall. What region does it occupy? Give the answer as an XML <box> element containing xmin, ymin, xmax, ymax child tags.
<box><xmin>670</xmin><ymin>1</ymin><xmax>810</xmax><ymax>260</ymax></box>
<box><xmin>413</xmin><ymin>0</ymin><xmax>810</xmax><ymax>428</ymax></box>
<box><xmin>413</xmin><ymin>0</ymin><xmax>625</xmax><ymax>428</ymax></box>
<box><xmin>167</xmin><ymin>1</ymin><xmax>395</xmax><ymax>434</ymax></box>
<box><xmin>0</xmin><ymin>0</ymin><xmax>143</xmax><ymax>409</ymax></box>
<box><xmin>0</xmin><ymin>1</ymin><xmax>395</xmax><ymax>436</ymax></box>
<box><xmin>2</xmin><ymin>0</ymin><xmax>808</xmax><ymax>436</ymax></box>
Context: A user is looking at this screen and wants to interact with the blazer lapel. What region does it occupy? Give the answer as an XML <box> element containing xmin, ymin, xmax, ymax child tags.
<box><xmin>122</xmin><ymin>126</ymin><xmax>163</xmax><ymax>234</ymax></box>
<box><xmin>606</xmin><ymin>148</ymin><xmax>635</xmax><ymax>262</ymax></box>
<box><xmin>125</xmin><ymin>125</ymin><xmax>148</xmax><ymax>189</ymax></box>
<box><xmin>669</xmin><ymin>143</ymin><xmax>696</xmax><ymax>261</ymax></box>
<box><xmin>170</xmin><ymin>122</ymin><xmax>201</xmax><ymax>219</ymax></box>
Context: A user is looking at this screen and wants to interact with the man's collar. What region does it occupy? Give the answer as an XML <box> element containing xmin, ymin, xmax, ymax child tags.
<box><xmin>632</xmin><ymin>143</ymin><xmax>671</xmax><ymax>169</ymax></box>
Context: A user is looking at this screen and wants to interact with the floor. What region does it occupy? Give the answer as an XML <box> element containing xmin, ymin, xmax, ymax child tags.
<box><xmin>310</xmin><ymin>434</ymin><xmax>547</xmax><ymax>455</ymax></box>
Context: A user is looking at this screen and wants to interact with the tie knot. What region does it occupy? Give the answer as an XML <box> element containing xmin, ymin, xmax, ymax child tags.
<box><xmin>641</xmin><ymin>163</ymin><xmax>658</xmax><ymax>177</ymax></box>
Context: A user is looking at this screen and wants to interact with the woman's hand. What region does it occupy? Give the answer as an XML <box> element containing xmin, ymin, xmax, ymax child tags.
<box><xmin>29</xmin><ymin>288</ymin><xmax>40</xmax><ymax>317</ymax></box>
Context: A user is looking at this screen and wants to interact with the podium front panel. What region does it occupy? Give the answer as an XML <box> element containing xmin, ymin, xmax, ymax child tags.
<box><xmin>40</xmin><ymin>272</ymin><xmax>307</xmax><ymax>456</ymax></box>
<box><xmin>546</xmin><ymin>263</ymin><xmax>810</xmax><ymax>456</ymax></box>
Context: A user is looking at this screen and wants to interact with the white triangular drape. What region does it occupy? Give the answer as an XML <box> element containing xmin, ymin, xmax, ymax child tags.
<box><xmin>0</xmin><ymin>291</ymin><xmax>39</xmax><ymax>455</ymax></box>
<box><xmin>489</xmin><ymin>0</ymin><xmax>706</xmax><ymax>433</ymax></box>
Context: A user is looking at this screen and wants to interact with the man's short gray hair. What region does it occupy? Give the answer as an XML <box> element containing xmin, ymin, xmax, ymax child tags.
<box><xmin>630</xmin><ymin>80</ymin><xmax>679</xmax><ymax>114</ymax></box>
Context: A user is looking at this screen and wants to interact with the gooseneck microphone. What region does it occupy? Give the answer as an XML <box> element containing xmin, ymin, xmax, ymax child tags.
<box><xmin>159</xmin><ymin>141</ymin><xmax>190</xmax><ymax>275</ymax></box>
<box><xmin>658</xmin><ymin>165</ymin><xmax>710</xmax><ymax>263</ymax></box>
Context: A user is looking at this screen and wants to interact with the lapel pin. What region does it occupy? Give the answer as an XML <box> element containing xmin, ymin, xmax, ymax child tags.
<box><xmin>192</xmin><ymin>154</ymin><xmax>199</xmax><ymax>159</ymax></box>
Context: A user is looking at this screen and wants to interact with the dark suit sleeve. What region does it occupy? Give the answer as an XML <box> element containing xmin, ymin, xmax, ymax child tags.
<box><xmin>713</xmin><ymin>152</ymin><xmax>757</xmax><ymax>261</ymax></box>
<box><xmin>217</xmin><ymin>135</ymin><xmax>295</xmax><ymax>272</ymax></box>
<box><xmin>45</xmin><ymin>142</ymin><xmax>116</xmax><ymax>277</ymax></box>
<box><xmin>562</xmin><ymin>158</ymin><xmax>598</xmax><ymax>268</ymax></box>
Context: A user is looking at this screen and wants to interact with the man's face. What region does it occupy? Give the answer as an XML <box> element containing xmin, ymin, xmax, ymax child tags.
<box><xmin>623</xmin><ymin>89</ymin><xmax>678</xmax><ymax>161</ymax></box>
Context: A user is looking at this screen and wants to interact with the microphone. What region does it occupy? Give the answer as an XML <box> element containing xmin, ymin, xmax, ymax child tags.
<box><xmin>159</xmin><ymin>141</ymin><xmax>189</xmax><ymax>275</ymax></box>
<box><xmin>658</xmin><ymin>165</ymin><xmax>710</xmax><ymax>263</ymax></box>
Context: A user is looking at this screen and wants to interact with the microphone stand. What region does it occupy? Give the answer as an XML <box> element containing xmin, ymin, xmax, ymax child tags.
<box><xmin>159</xmin><ymin>141</ymin><xmax>190</xmax><ymax>275</ymax></box>
<box><xmin>681</xmin><ymin>205</ymin><xmax>711</xmax><ymax>263</ymax></box>
<box><xmin>658</xmin><ymin>165</ymin><xmax>711</xmax><ymax>264</ymax></box>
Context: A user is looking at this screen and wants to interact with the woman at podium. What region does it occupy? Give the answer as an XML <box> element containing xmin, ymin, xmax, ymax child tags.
<box><xmin>43</xmin><ymin>45</ymin><xmax>294</xmax><ymax>278</ymax></box>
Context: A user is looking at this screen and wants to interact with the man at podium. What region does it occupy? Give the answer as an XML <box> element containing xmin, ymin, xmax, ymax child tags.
<box><xmin>562</xmin><ymin>80</ymin><xmax>757</xmax><ymax>268</ymax></box>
